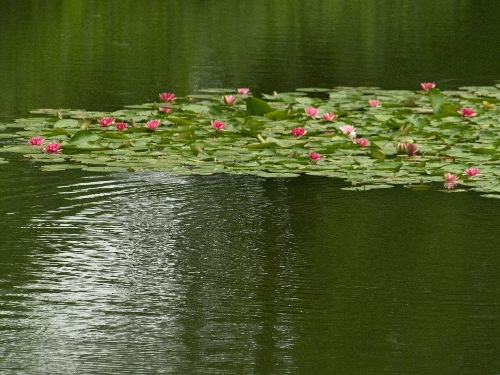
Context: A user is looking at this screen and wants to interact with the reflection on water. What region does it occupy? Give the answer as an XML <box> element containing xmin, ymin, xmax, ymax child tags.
<box><xmin>1</xmin><ymin>168</ymin><xmax>499</xmax><ymax>374</ymax></box>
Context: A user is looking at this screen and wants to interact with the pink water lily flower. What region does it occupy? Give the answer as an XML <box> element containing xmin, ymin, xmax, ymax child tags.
<box><xmin>159</xmin><ymin>107</ymin><xmax>172</xmax><ymax>113</ymax></box>
<box><xmin>420</xmin><ymin>82</ymin><xmax>436</xmax><ymax>91</ymax></box>
<box><xmin>339</xmin><ymin>124</ymin><xmax>356</xmax><ymax>135</ymax></box>
<box><xmin>459</xmin><ymin>107</ymin><xmax>476</xmax><ymax>117</ymax></box>
<box><xmin>115</xmin><ymin>122</ymin><xmax>127</xmax><ymax>131</ymax></box>
<box><xmin>322</xmin><ymin>112</ymin><xmax>338</xmax><ymax>122</ymax></box>
<box><xmin>211</xmin><ymin>120</ymin><xmax>226</xmax><ymax>131</ymax></box>
<box><xmin>29</xmin><ymin>136</ymin><xmax>44</xmax><ymax>145</ymax></box>
<box><xmin>159</xmin><ymin>92</ymin><xmax>176</xmax><ymax>102</ymax></box>
<box><xmin>444</xmin><ymin>181</ymin><xmax>457</xmax><ymax>189</ymax></box>
<box><xmin>98</xmin><ymin>117</ymin><xmax>115</xmax><ymax>127</ymax></box>
<box><xmin>146</xmin><ymin>119</ymin><xmax>160</xmax><ymax>131</ymax></box>
<box><xmin>304</xmin><ymin>107</ymin><xmax>318</xmax><ymax>118</ymax></box>
<box><xmin>368</xmin><ymin>100</ymin><xmax>380</xmax><ymax>107</ymax></box>
<box><xmin>464</xmin><ymin>167</ymin><xmax>479</xmax><ymax>177</ymax></box>
<box><xmin>223</xmin><ymin>95</ymin><xmax>236</xmax><ymax>105</ymax></box>
<box><xmin>291</xmin><ymin>127</ymin><xmax>306</xmax><ymax>137</ymax></box>
<box><xmin>444</xmin><ymin>173</ymin><xmax>458</xmax><ymax>181</ymax></box>
<box><xmin>355</xmin><ymin>138</ymin><xmax>370</xmax><ymax>147</ymax></box>
<box><xmin>237</xmin><ymin>88</ymin><xmax>250</xmax><ymax>95</ymax></box>
<box><xmin>309</xmin><ymin>151</ymin><xmax>321</xmax><ymax>164</ymax></box>
<box><xmin>44</xmin><ymin>141</ymin><xmax>61</xmax><ymax>154</ymax></box>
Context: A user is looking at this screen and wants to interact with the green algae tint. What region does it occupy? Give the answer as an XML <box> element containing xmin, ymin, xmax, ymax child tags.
<box><xmin>3</xmin><ymin>85</ymin><xmax>500</xmax><ymax>198</ymax></box>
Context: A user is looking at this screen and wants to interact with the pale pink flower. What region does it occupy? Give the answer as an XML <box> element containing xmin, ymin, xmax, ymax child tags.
<box><xmin>368</xmin><ymin>100</ymin><xmax>380</xmax><ymax>107</ymax></box>
<box><xmin>304</xmin><ymin>107</ymin><xmax>318</xmax><ymax>118</ymax></box>
<box><xmin>464</xmin><ymin>167</ymin><xmax>479</xmax><ymax>177</ymax></box>
<box><xmin>44</xmin><ymin>141</ymin><xmax>61</xmax><ymax>154</ymax></box>
<box><xmin>223</xmin><ymin>95</ymin><xmax>236</xmax><ymax>105</ymax></box>
<box><xmin>459</xmin><ymin>107</ymin><xmax>476</xmax><ymax>117</ymax></box>
<box><xmin>237</xmin><ymin>88</ymin><xmax>250</xmax><ymax>95</ymax></box>
<box><xmin>309</xmin><ymin>151</ymin><xmax>321</xmax><ymax>164</ymax></box>
<box><xmin>211</xmin><ymin>120</ymin><xmax>226</xmax><ymax>131</ymax></box>
<box><xmin>322</xmin><ymin>112</ymin><xmax>338</xmax><ymax>122</ymax></box>
<box><xmin>291</xmin><ymin>127</ymin><xmax>306</xmax><ymax>137</ymax></box>
<box><xmin>406</xmin><ymin>143</ymin><xmax>418</xmax><ymax>156</ymax></box>
<box><xmin>159</xmin><ymin>92</ymin><xmax>176</xmax><ymax>102</ymax></box>
<box><xmin>355</xmin><ymin>138</ymin><xmax>370</xmax><ymax>147</ymax></box>
<box><xmin>115</xmin><ymin>122</ymin><xmax>127</xmax><ymax>131</ymax></box>
<box><xmin>98</xmin><ymin>117</ymin><xmax>115</xmax><ymax>127</ymax></box>
<box><xmin>444</xmin><ymin>173</ymin><xmax>458</xmax><ymax>181</ymax></box>
<box><xmin>159</xmin><ymin>107</ymin><xmax>172</xmax><ymax>113</ymax></box>
<box><xmin>146</xmin><ymin>119</ymin><xmax>160</xmax><ymax>131</ymax></box>
<box><xmin>339</xmin><ymin>124</ymin><xmax>356</xmax><ymax>135</ymax></box>
<box><xmin>420</xmin><ymin>82</ymin><xmax>436</xmax><ymax>91</ymax></box>
<box><xmin>29</xmin><ymin>136</ymin><xmax>44</xmax><ymax>145</ymax></box>
<box><xmin>444</xmin><ymin>182</ymin><xmax>457</xmax><ymax>189</ymax></box>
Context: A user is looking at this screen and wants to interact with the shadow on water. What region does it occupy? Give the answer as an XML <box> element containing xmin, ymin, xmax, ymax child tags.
<box><xmin>1</xmin><ymin>164</ymin><xmax>499</xmax><ymax>374</ymax></box>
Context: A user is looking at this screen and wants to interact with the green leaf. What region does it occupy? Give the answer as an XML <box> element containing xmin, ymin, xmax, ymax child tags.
<box><xmin>245</xmin><ymin>97</ymin><xmax>273</xmax><ymax>116</ymax></box>
<box><xmin>68</xmin><ymin>130</ymin><xmax>101</xmax><ymax>144</ymax></box>
<box><xmin>428</xmin><ymin>88</ymin><xmax>448</xmax><ymax>114</ymax></box>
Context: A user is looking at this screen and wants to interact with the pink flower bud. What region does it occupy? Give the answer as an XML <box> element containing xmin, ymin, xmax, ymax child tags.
<box><xmin>211</xmin><ymin>120</ymin><xmax>226</xmax><ymax>131</ymax></box>
<box><xmin>355</xmin><ymin>138</ymin><xmax>370</xmax><ymax>147</ymax></box>
<box><xmin>115</xmin><ymin>122</ymin><xmax>127</xmax><ymax>131</ymax></box>
<box><xmin>459</xmin><ymin>107</ymin><xmax>476</xmax><ymax>117</ymax></box>
<box><xmin>304</xmin><ymin>107</ymin><xmax>318</xmax><ymax>118</ymax></box>
<box><xmin>368</xmin><ymin>100</ymin><xmax>380</xmax><ymax>107</ymax></box>
<box><xmin>291</xmin><ymin>127</ymin><xmax>306</xmax><ymax>137</ymax></box>
<box><xmin>98</xmin><ymin>117</ymin><xmax>115</xmax><ymax>127</ymax></box>
<box><xmin>29</xmin><ymin>136</ymin><xmax>44</xmax><ymax>146</ymax></box>
<box><xmin>237</xmin><ymin>88</ymin><xmax>250</xmax><ymax>95</ymax></box>
<box><xmin>322</xmin><ymin>112</ymin><xmax>338</xmax><ymax>122</ymax></box>
<box><xmin>223</xmin><ymin>95</ymin><xmax>235</xmax><ymax>105</ymax></box>
<box><xmin>420</xmin><ymin>82</ymin><xmax>436</xmax><ymax>91</ymax></box>
<box><xmin>146</xmin><ymin>119</ymin><xmax>160</xmax><ymax>131</ymax></box>
<box><xmin>309</xmin><ymin>151</ymin><xmax>321</xmax><ymax>164</ymax></box>
<box><xmin>159</xmin><ymin>92</ymin><xmax>176</xmax><ymax>102</ymax></box>
<box><xmin>44</xmin><ymin>141</ymin><xmax>61</xmax><ymax>154</ymax></box>
<box><xmin>444</xmin><ymin>173</ymin><xmax>458</xmax><ymax>181</ymax></box>
<box><xmin>159</xmin><ymin>107</ymin><xmax>172</xmax><ymax>113</ymax></box>
<box><xmin>464</xmin><ymin>167</ymin><xmax>478</xmax><ymax>177</ymax></box>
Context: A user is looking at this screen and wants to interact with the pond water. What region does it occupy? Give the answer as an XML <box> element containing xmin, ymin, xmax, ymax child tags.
<box><xmin>1</xmin><ymin>1</ymin><xmax>499</xmax><ymax>374</ymax></box>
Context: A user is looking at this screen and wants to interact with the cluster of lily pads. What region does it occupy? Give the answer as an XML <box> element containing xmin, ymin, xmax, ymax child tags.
<box><xmin>2</xmin><ymin>83</ymin><xmax>500</xmax><ymax>197</ymax></box>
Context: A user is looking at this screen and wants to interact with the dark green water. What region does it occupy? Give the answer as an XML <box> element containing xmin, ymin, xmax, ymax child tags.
<box><xmin>1</xmin><ymin>1</ymin><xmax>499</xmax><ymax>374</ymax></box>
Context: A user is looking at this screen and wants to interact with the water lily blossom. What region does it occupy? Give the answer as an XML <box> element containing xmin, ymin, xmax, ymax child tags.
<box><xmin>420</xmin><ymin>82</ymin><xmax>436</xmax><ymax>91</ymax></box>
<box><xmin>339</xmin><ymin>124</ymin><xmax>356</xmax><ymax>139</ymax></box>
<box><xmin>98</xmin><ymin>117</ymin><xmax>115</xmax><ymax>127</ymax></box>
<box><xmin>309</xmin><ymin>151</ymin><xmax>321</xmax><ymax>164</ymax></box>
<box><xmin>464</xmin><ymin>167</ymin><xmax>479</xmax><ymax>177</ymax></box>
<box><xmin>29</xmin><ymin>136</ymin><xmax>44</xmax><ymax>145</ymax></box>
<box><xmin>444</xmin><ymin>173</ymin><xmax>458</xmax><ymax>182</ymax></box>
<box><xmin>44</xmin><ymin>141</ymin><xmax>61</xmax><ymax>154</ymax></box>
<box><xmin>159</xmin><ymin>92</ymin><xmax>176</xmax><ymax>102</ymax></box>
<box><xmin>146</xmin><ymin>119</ymin><xmax>160</xmax><ymax>131</ymax></box>
<box><xmin>322</xmin><ymin>112</ymin><xmax>338</xmax><ymax>122</ymax></box>
<box><xmin>459</xmin><ymin>107</ymin><xmax>476</xmax><ymax>117</ymax></box>
<box><xmin>368</xmin><ymin>100</ymin><xmax>380</xmax><ymax>107</ymax></box>
<box><xmin>291</xmin><ymin>127</ymin><xmax>306</xmax><ymax>137</ymax></box>
<box><xmin>237</xmin><ymin>88</ymin><xmax>250</xmax><ymax>95</ymax></box>
<box><xmin>115</xmin><ymin>122</ymin><xmax>127</xmax><ymax>131</ymax></box>
<box><xmin>159</xmin><ymin>107</ymin><xmax>172</xmax><ymax>113</ymax></box>
<box><xmin>355</xmin><ymin>138</ymin><xmax>370</xmax><ymax>147</ymax></box>
<box><xmin>304</xmin><ymin>107</ymin><xmax>318</xmax><ymax>118</ymax></box>
<box><xmin>211</xmin><ymin>120</ymin><xmax>226</xmax><ymax>131</ymax></box>
<box><xmin>223</xmin><ymin>95</ymin><xmax>236</xmax><ymax>105</ymax></box>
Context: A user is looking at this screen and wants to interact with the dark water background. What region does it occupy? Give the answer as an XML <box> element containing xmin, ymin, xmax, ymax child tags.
<box><xmin>1</xmin><ymin>1</ymin><xmax>499</xmax><ymax>374</ymax></box>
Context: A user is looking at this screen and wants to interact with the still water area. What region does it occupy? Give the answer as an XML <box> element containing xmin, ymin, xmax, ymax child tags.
<box><xmin>1</xmin><ymin>1</ymin><xmax>499</xmax><ymax>374</ymax></box>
